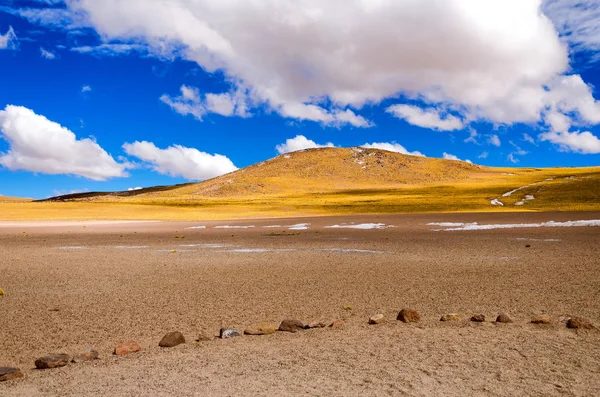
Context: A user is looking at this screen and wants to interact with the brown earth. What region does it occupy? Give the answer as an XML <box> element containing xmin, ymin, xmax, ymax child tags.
<box><xmin>0</xmin><ymin>212</ymin><xmax>599</xmax><ymax>396</ymax></box>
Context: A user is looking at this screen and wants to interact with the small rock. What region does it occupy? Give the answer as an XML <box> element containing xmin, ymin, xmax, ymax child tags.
<box><xmin>0</xmin><ymin>367</ymin><xmax>23</xmax><ymax>382</ymax></box>
<box><xmin>368</xmin><ymin>314</ymin><xmax>386</xmax><ymax>324</ymax></box>
<box><xmin>440</xmin><ymin>314</ymin><xmax>461</xmax><ymax>322</ymax></box>
<box><xmin>397</xmin><ymin>309</ymin><xmax>420</xmax><ymax>323</ymax></box>
<box><xmin>35</xmin><ymin>353</ymin><xmax>70</xmax><ymax>369</ymax></box>
<box><xmin>220</xmin><ymin>328</ymin><xmax>241</xmax><ymax>339</ymax></box>
<box><xmin>244</xmin><ymin>323</ymin><xmax>277</xmax><ymax>335</ymax></box>
<box><xmin>159</xmin><ymin>331</ymin><xmax>186</xmax><ymax>347</ymax></box>
<box><xmin>196</xmin><ymin>330</ymin><xmax>213</xmax><ymax>341</ymax></box>
<box><xmin>278</xmin><ymin>319</ymin><xmax>305</xmax><ymax>333</ymax></box>
<box><xmin>329</xmin><ymin>319</ymin><xmax>345</xmax><ymax>328</ymax></box>
<box><xmin>496</xmin><ymin>313</ymin><xmax>513</xmax><ymax>323</ymax></box>
<box><xmin>114</xmin><ymin>341</ymin><xmax>142</xmax><ymax>356</ymax></box>
<box><xmin>305</xmin><ymin>321</ymin><xmax>327</xmax><ymax>329</ymax></box>
<box><xmin>531</xmin><ymin>314</ymin><xmax>552</xmax><ymax>324</ymax></box>
<box><xmin>471</xmin><ymin>314</ymin><xmax>486</xmax><ymax>322</ymax></box>
<box><xmin>567</xmin><ymin>316</ymin><xmax>594</xmax><ymax>330</ymax></box>
<box><xmin>72</xmin><ymin>347</ymin><xmax>99</xmax><ymax>363</ymax></box>
<box><xmin>0</xmin><ymin>288</ymin><xmax>4</xmax><ymax>296</ymax></box>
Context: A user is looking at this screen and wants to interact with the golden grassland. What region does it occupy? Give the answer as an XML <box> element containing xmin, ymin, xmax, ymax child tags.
<box><xmin>1</xmin><ymin>148</ymin><xmax>599</xmax><ymax>221</ymax></box>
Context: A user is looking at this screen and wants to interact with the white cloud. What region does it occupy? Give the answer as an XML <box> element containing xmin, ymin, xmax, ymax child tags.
<box><xmin>543</xmin><ymin>0</ymin><xmax>600</xmax><ymax>56</ymax></box>
<box><xmin>71</xmin><ymin>43</ymin><xmax>147</xmax><ymax>57</ymax></box>
<box><xmin>386</xmin><ymin>105</ymin><xmax>463</xmax><ymax>131</ymax></box>
<box><xmin>81</xmin><ymin>85</ymin><xmax>91</xmax><ymax>93</ymax></box>
<box><xmin>523</xmin><ymin>133</ymin><xmax>536</xmax><ymax>144</ymax></box>
<box><xmin>64</xmin><ymin>0</ymin><xmax>584</xmax><ymax>130</ymax></box>
<box><xmin>128</xmin><ymin>186</ymin><xmax>142</xmax><ymax>191</ymax></box>
<box><xmin>507</xmin><ymin>153</ymin><xmax>519</xmax><ymax>164</ymax></box>
<box><xmin>275</xmin><ymin>135</ymin><xmax>334</xmax><ymax>154</ymax></box>
<box><xmin>160</xmin><ymin>85</ymin><xmax>249</xmax><ymax>120</ymax></box>
<box><xmin>0</xmin><ymin>26</ymin><xmax>18</xmax><ymax>50</ymax></box>
<box><xmin>361</xmin><ymin>142</ymin><xmax>425</xmax><ymax>157</ymax></box>
<box><xmin>488</xmin><ymin>134</ymin><xmax>501</xmax><ymax>147</ymax></box>
<box><xmin>539</xmin><ymin>130</ymin><xmax>600</xmax><ymax>154</ymax></box>
<box><xmin>122</xmin><ymin>141</ymin><xmax>237</xmax><ymax>180</ymax></box>
<box><xmin>0</xmin><ymin>105</ymin><xmax>128</xmax><ymax>180</ymax></box>
<box><xmin>478</xmin><ymin>151</ymin><xmax>489</xmax><ymax>159</ymax></box>
<box><xmin>40</xmin><ymin>47</ymin><xmax>57</xmax><ymax>59</ymax></box>
<box><xmin>442</xmin><ymin>152</ymin><xmax>472</xmax><ymax>164</ymax></box>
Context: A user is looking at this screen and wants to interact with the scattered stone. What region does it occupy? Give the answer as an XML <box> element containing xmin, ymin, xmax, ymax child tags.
<box><xmin>531</xmin><ymin>314</ymin><xmax>553</xmax><ymax>324</ymax></box>
<box><xmin>244</xmin><ymin>323</ymin><xmax>277</xmax><ymax>335</ymax></box>
<box><xmin>440</xmin><ymin>313</ymin><xmax>461</xmax><ymax>322</ymax></box>
<box><xmin>159</xmin><ymin>331</ymin><xmax>186</xmax><ymax>347</ymax></box>
<box><xmin>566</xmin><ymin>316</ymin><xmax>594</xmax><ymax>330</ymax></box>
<box><xmin>0</xmin><ymin>367</ymin><xmax>23</xmax><ymax>382</ymax></box>
<box><xmin>35</xmin><ymin>353</ymin><xmax>70</xmax><ymax>369</ymax></box>
<box><xmin>220</xmin><ymin>328</ymin><xmax>241</xmax><ymax>339</ymax></box>
<box><xmin>471</xmin><ymin>314</ymin><xmax>486</xmax><ymax>322</ymax></box>
<box><xmin>496</xmin><ymin>313</ymin><xmax>513</xmax><ymax>323</ymax></box>
<box><xmin>368</xmin><ymin>314</ymin><xmax>386</xmax><ymax>324</ymax></box>
<box><xmin>72</xmin><ymin>347</ymin><xmax>99</xmax><ymax>363</ymax></box>
<box><xmin>329</xmin><ymin>319</ymin><xmax>345</xmax><ymax>328</ymax></box>
<box><xmin>525</xmin><ymin>244</ymin><xmax>531</xmax><ymax>248</ymax></box>
<box><xmin>278</xmin><ymin>319</ymin><xmax>305</xmax><ymax>333</ymax></box>
<box><xmin>397</xmin><ymin>309</ymin><xmax>420</xmax><ymax>323</ymax></box>
<box><xmin>305</xmin><ymin>321</ymin><xmax>327</xmax><ymax>329</ymax></box>
<box><xmin>0</xmin><ymin>288</ymin><xmax>4</xmax><ymax>296</ymax></box>
<box><xmin>114</xmin><ymin>341</ymin><xmax>142</xmax><ymax>356</ymax></box>
<box><xmin>196</xmin><ymin>330</ymin><xmax>213</xmax><ymax>342</ymax></box>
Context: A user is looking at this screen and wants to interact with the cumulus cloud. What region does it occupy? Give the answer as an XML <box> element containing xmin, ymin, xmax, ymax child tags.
<box><xmin>0</xmin><ymin>105</ymin><xmax>128</xmax><ymax>180</ymax></box>
<box><xmin>539</xmin><ymin>130</ymin><xmax>600</xmax><ymax>154</ymax></box>
<box><xmin>275</xmin><ymin>135</ymin><xmax>334</xmax><ymax>154</ymax></box>
<box><xmin>61</xmin><ymin>0</ymin><xmax>596</xmax><ymax>131</ymax></box>
<box><xmin>361</xmin><ymin>142</ymin><xmax>425</xmax><ymax>157</ymax></box>
<box><xmin>81</xmin><ymin>85</ymin><xmax>91</xmax><ymax>93</ymax></box>
<box><xmin>488</xmin><ymin>135</ymin><xmax>501</xmax><ymax>147</ymax></box>
<box><xmin>543</xmin><ymin>0</ymin><xmax>600</xmax><ymax>57</ymax></box>
<box><xmin>386</xmin><ymin>105</ymin><xmax>464</xmax><ymax>131</ymax></box>
<box><xmin>122</xmin><ymin>141</ymin><xmax>237</xmax><ymax>180</ymax></box>
<box><xmin>160</xmin><ymin>85</ymin><xmax>249</xmax><ymax>120</ymax></box>
<box><xmin>40</xmin><ymin>47</ymin><xmax>57</xmax><ymax>59</ymax></box>
<box><xmin>0</xmin><ymin>26</ymin><xmax>18</xmax><ymax>50</ymax></box>
<box><xmin>443</xmin><ymin>152</ymin><xmax>472</xmax><ymax>164</ymax></box>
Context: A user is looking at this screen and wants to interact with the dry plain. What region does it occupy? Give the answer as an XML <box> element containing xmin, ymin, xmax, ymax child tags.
<box><xmin>0</xmin><ymin>212</ymin><xmax>599</xmax><ymax>396</ymax></box>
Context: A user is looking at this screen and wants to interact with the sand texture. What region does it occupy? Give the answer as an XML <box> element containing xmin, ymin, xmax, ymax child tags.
<box><xmin>0</xmin><ymin>212</ymin><xmax>599</xmax><ymax>396</ymax></box>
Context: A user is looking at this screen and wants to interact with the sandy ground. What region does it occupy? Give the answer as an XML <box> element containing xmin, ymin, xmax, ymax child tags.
<box><xmin>0</xmin><ymin>212</ymin><xmax>599</xmax><ymax>396</ymax></box>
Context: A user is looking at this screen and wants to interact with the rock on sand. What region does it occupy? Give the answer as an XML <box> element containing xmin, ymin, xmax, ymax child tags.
<box><xmin>220</xmin><ymin>328</ymin><xmax>241</xmax><ymax>339</ymax></box>
<box><xmin>35</xmin><ymin>353</ymin><xmax>70</xmax><ymax>369</ymax></box>
<box><xmin>244</xmin><ymin>323</ymin><xmax>277</xmax><ymax>335</ymax></box>
<box><xmin>440</xmin><ymin>314</ymin><xmax>461</xmax><ymax>322</ymax></box>
<box><xmin>471</xmin><ymin>314</ymin><xmax>486</xmax><ymax>322</ymax></box>
<box><xmin>72</xmin><ymin>347</ymin><xmax>99</xmax><ymax>363</ymax></box>
<box><xmin>397</xmin><ymin>309</ymin><xmax>420</xmax><ymax>323</ymax></box>
<box><xmin>278</xmin><ymin>319</ymin><xmax>305</xmax><ymax>333</ymax></box>
<box><xmin>0</xmin><ymin>367</ymin><xmax>23</xmax><ymax>382</ymax></box>
<box><xmin>567</xmin><ymin>317</ymin><xmax>594</xmax><ymax>330</ymax></box>
<box><xmin>114</xmin><ymin>341</ymin><xmax>142</xmax><ymax>356</ymax></box>
<box><xmin>369</xmin><ymin>314</ymin><xmax>386</xmax><ymax>324</ymax></box>
<box><xmin>159</xmin><ymin>331</ymin><xmax>186</xmax><ymax>347</ymax></box>
<box><xmin>329</xmin><ymin>319</ymin><xmax>345</xmax><ymax>328</ymax></box>
<box><xmin>531</xmin><ymin>314</ymin><xmax>553</xmax><ymax>324</ymax></box>
<box><xmin>496</xmin><ymin>313</ymin><xmax>513</xmax><ymax>323</ymax></box>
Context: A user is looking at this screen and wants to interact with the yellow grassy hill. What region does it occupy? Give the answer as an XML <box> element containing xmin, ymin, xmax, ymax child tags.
<box><xmin>3</xmin><ymin>147</ymin><xmax>600</xmax><ymax>220</ymax></box>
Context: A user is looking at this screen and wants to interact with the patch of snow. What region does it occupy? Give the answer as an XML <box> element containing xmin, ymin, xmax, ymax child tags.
<box><xmin>217</xmin><ymin>248</ymin><xmax>296</xmax><ymax>253</ymax></box>
<box><xmin>284</xmin><ymin>154</ymin><xmax>291</xmax><ymax>159</ymax></box>
<box><xmin>439</xmin><ymin>220</ymin><xmax>600</xmax><ymax>231</ymax></box>
<box><xmin>110</xmin><ymin>246</ymin><xmax>148</xmax><ymax>249</ymax></box>
<box><xmin>289</xmin><ymin>223</ymin><xmax>310</xmax><ymax>230</ymax></box>
<box><xmin>318</xmin><ymin>248</ymin><xmax>388</xmax><ymax>254</ymax></box>
<box><xmin>324</xmin><ymin>223</ymin><xmax>393</xmax><ymax>229</ymax></box>
<box><xmin>515</xmin><ymin>238</ymin><xmax>561</xmax><ymax>242</ymax></box>
<box><xmin>502</xmin><ymin>173</ymin><xmax>516</xmax><ymax>176</ymax></box>
<box><xmin>58</xmin><ymin>246</ymin><xmax>86</xmax><ymax>250</ymax></box>
<box><xmin>515</xmin><ymin>194</ymin><xmax>535</xmax><ymax>206</ymax></box>
<box><xmin>180</xmin><ymin>243</ymin><xmax>234</xmax><ymax>248</ymax></box>
<box><xmin>490</xmin><ymin>199</ymin><xmax>504</xmax><ymax>206</ymax></box>
<box><xmin>214</xmin><ymin>225</ymin><xmax>255</xmax><ymax>229</ymax></box>
<box><xmin>427</xmin><ymin>222</ymin><xmax>466</xmax><ymax>227</ymax></box>
<box><xmin>185</xmin><ymin>226</ymin><xmax>206</xmax><ymax>229</ymax></box>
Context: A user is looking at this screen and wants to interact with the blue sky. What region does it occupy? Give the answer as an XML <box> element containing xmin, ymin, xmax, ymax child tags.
<box><xmin>1</xmin><ymin>0</ymin><xmax>600</xmax><ymax>199</ymax></box>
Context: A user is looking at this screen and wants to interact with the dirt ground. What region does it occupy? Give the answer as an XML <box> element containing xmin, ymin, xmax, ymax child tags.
<box><xmin>0</xmin><ymin>212</ymin><xmax>599</xmax><ymax>396</ymax></box>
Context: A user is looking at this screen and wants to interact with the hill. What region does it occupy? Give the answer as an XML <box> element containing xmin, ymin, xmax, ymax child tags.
<box><xmin>0</xmin><ymin>195</ymin><xmax>31</xmax><ymax>203</ymax></box>
<box><xmin>3</xmin><ymin>147</ymin><xmax>600</xmax><ymax>220</ymax></box>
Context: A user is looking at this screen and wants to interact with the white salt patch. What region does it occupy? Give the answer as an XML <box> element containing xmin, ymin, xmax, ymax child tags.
<box><xmin>58</xmin><ymin>246</ymin><xmax>86</xmax><ymax>250</ymax></box>
<box><xmin>185</xmin><ymin>226</ymin><xmax>206</xmax><ymax>229</ymax></box>
<box><xmin>490</xmin><ymin>199</ymin><xmax>504</xmax><ymax>206</ymax></box>
<box><xmin>427</xmin><ymin>222</ymin><xmax>465</xmax><ymax>227</ymax></box>
<box><xmin>441</xmin><ymin>220</ymin><xmax>600</xmax><ymax>231</ymax></box>
<box><xmin>289</xmin><ymin>223</ymin><xmax>310</xmax><ymax>230</ymax></box>
<box><xmin>263</xmin><ymin>225</ymin><xmax>283</xmax><ymax>228</ymax></box>
<box><xmin>515</xmin><ymin>238</ymin><xmax>561</xmax><ymax>242</ymax></box>
<box><xmin>214</xmin><ymin>225</ymin><xmax>255</xmax><ymax>229</ymax></box>
<box><xmin>153</xmin><ymin>249</ymin><xmax>195</xmax><ymax>252</ymax></box>
<box><xmin>515</xmin><ymin>194</ymin><xmax>535</xmax><ymax>206</ymax></box>
<box><xmin>218</xmin><ymin>248</ymin><xmax>296</xmax><ymax>253</ymax></box>
<box><xmin>324</xmin><ymin>223</ymin><xmax>393</xmax><ymax>230</ymax></box>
